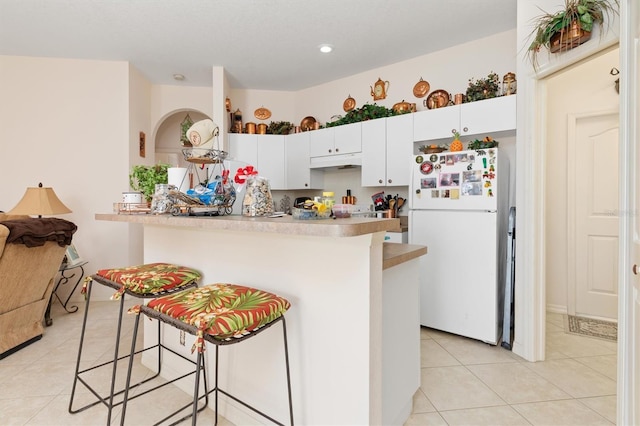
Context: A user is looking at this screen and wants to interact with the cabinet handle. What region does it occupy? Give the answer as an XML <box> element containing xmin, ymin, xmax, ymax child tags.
<box><xmin>388</xmin><ymin>179</ymin><xmax>392</xmax><ymax>184</ymax></box>
<box><xmin>328</xmin><ymin>149</ymin><xmax>332</xmax><ymax>153</ymax></box>
<box><xmin>633</xmin><ymin>264</ymin><xmax>639</xmax><ymax>275</ymax></box>
<box><xmin>304</xmin><ymin>183</ymin><xmax>308</xmax><ymax>187</ymax></box>
<box><xmin>378</xmin><ymin>179</ymin><xmax>383</xmax><ymax>184</ymax></box>
<box><xmin>463</xmin><ymin>127</ymin><xmax>468</xmax><ymax>132</ymax></box>
<box><xmin>335</xmin><ymin>148</ymin><xmax>340</xmax><ymax>153</ymax></box>
<box><xmin>451</xmin><ymin>129</ymin><xmax>457</xmax><ymax>134</ymax></box>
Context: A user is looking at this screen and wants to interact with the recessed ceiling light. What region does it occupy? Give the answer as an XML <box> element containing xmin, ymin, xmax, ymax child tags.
<box><xmin>319</xmin><ymin>44</ymin><xmax>333</xmax><ymax>53</ymax></box>
<box><xmin>173</xmin><ymin>73</ymin><xmax>185</xmax><ymax>81</ymax></box>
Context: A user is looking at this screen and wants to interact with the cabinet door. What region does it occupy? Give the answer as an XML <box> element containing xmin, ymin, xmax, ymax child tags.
<box><xmin>386</xmin><ymin>113</ymin><xmax>413</xmax><ymax>186</ymax></box>
<box><xmin>228</xmin><ymin>134</ymin><xmax>258</xmax><ymax>166</ymax></box>
<box><xmin>459</xmin><ymin>95</ymin><xmax>517</xmax><ymax>136</ymax></box>
<box><xmin>361</xmin><ymin>118</ymin><xmax>387</xmax><ymax>187</ymax></box>
<box><xmin>309</xmin><ymin>127</ymin><xmax>335</xmax><ymax>157</ymax></box>
<box><xmin>334</xmin><ymin>122</ymin><xmax>362</xmax><ymax>155</ymax></box>
<box><xmin>286</xmin><ymin>132</ymin><xmax>311</xmax><ymax>189</ymax></box>
<box><xmin>413</xmin><ymin>106</ymin><xmax>461</xmax><ymax>141</ymax></box>
<box><xmin>257</xmin><ymin>135</ymin><xmax>285</xmax><ymax>190</ymax></box>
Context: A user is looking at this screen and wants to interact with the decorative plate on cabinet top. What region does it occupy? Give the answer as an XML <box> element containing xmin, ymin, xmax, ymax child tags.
<box><xmin>425</xmin><ymin>89</ymin><xmax>450</xmax><ymax>109</ymax></box>
<box><xmin>413</xmin><ymin>78</ymin><xmax>430</xmax><ymax>98</ymax></box>
<box><xmin>300</xmin><ymin>116</ymin><xmax>317</xmax><ymax>132</ymax></box>
<box><xmin>343</xmin><ymin>95</ymin><xmax>356</xmax><ymax>112</ymax></box>
<box><xmin>254</xmin><ymin>107</ymin><xmax>271</xmax><ymax>120</ymax></box>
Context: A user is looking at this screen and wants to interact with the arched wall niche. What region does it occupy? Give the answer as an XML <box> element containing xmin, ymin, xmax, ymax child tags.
<box><xmin>153</xmin><ymin>108</ymin><xmax>210</xmax><ymax>167</ymax></box>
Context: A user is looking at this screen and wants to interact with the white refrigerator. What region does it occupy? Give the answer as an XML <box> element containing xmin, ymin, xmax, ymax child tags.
<box><xmin>408</xmin><ymin>148</ymin><xmax>508</xmax><ymax>344</ymax></box>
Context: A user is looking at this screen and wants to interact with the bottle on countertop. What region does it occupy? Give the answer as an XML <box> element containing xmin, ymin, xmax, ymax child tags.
<box><xmin>322</xmin><ymin>191</ymin><xmax>335</xmax><ymax>210</ymax></box>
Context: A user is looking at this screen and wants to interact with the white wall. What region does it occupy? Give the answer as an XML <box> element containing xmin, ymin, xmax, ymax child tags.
<box><xmin>293</xmin><ymin>30</ymin><xmax>517</xmax><ymax>125</ymax></box>
<box><xmin>0</xmin><ymin>55</ymin><xmax>131</xmax><ymax>300</ymax></box>
<box><xmin>544</xmin><ymin>47</ymin><xmax>620</xmax><ymax>312</ymax></box>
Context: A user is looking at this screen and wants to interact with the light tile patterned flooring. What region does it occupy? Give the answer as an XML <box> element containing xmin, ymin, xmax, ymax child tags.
<box><xmin>408</xmin><ymin>313</ymin><xmax>618</xmax><ymax>425</ymax></box>
<box><xmin>0</xmin><ymin>301</ymin><xmax>617</xmax><ymax>425</ymax></box>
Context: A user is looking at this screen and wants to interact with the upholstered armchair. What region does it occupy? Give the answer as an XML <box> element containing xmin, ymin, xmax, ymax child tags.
<box><xmin>0</xmin><ymin>213</ymin><xmax>77</xmax><ymax>358</ymax></box>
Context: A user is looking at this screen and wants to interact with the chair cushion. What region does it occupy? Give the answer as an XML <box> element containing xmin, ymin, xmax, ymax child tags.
<box><xmin>139</xmin><ymin>283</ymin><xmax>291</xmax><ymax>352</ymax></box>
<box><xmin>89</xmin><ymin>262</ymin><xmax>201</xmax><ymax>299</ymax></box>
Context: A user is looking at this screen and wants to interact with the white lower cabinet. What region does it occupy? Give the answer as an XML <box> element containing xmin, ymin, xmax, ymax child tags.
<box><xmin>362</xmin><ymin>113</ymin><xmax>413</xmax><ymax>187</ymax></box>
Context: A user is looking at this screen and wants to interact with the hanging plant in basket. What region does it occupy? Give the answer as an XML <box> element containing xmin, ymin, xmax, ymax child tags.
<box><xmin>465</xmin><ymin>72</ymin><xmax>500</xmax><ymax>102</ymax></box>
<box><xmin>526</xmin><ymin>0</ymin><xmax>619</xmax><ymax>70</ymax></box>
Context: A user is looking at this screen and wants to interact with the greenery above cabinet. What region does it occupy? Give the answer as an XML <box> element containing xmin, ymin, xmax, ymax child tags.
<box><xmin>325</xmin><ymin>103</ymin><xmax>409</xmax><ymax>128</ymax></box>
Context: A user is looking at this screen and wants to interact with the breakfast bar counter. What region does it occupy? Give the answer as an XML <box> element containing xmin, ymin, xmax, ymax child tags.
<box><xmin>96</xmin><ymin>213</ymin><xmax>427</xmax><ymax>425</ymax></box>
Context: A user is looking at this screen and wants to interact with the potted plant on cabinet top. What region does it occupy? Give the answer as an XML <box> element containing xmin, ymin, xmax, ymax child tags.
<box><xmin>526</xmin><ymin>0</ymin><xmax>619</xmax><ymax>70</ymax></box>
<box><xmin>129</xmin><ymin>164</ymin><xmax>170</xmax><ymax>203</ymax></box>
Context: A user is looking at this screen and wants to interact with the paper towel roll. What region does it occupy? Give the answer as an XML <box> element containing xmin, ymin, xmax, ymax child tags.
<box><xmin>168</xmin><ymin>167</ymin><xmax>189</xmax><ymax>193</ymax></box>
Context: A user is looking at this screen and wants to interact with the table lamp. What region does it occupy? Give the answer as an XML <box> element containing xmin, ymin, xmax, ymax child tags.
<box><xmin>7</xmin><ymin>183</ymin><xmax>72</xmax><ymax>218</ymax></box>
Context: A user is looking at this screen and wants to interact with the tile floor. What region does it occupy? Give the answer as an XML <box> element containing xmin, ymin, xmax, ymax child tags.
<box><xmin>0</xmin><ymin>301</ymin><xmax>617</xmax><ymax>425</ymax></box>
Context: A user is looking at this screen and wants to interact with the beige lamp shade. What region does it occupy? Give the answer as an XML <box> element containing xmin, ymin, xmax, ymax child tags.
<box><xmin>7</xmin><ymin>184</ymin><xmax>72</xmax><ymax>216</ymax></box>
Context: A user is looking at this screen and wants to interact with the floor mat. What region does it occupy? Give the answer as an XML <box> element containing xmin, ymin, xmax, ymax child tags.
<box><xmin>564</xmin><ymin>315</ymin><xmax>617</xmax><ymax>342</ymax></box>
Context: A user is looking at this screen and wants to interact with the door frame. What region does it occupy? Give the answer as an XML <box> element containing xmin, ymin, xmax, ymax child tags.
<box><xmin>618</xmin><ymin>0</ymin><xmax>637</xmax><ymax>423</ymax></box>
<box><xmin>566</xmin><ymin>110</ymin><xmax>619</xmax><ymax>318</ymax></box>
<box><xmin>516</xmin><ymin>0</ymin><xmax>632</xmax><ymax>422</ymax></box>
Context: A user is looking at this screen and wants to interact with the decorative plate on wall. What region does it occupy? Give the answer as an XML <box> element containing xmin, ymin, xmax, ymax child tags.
<box><xmin>413</xmin><ymin>78</ymin><xmax>430</xmax><ymax>98</ymax></box>
<box><xmin>343</xmin><ymin>95</ymin><xmax>356</xmax><ymax>112</ymax></box>
<box><xmin>254</xmin><ymin>107</ymin><xmax>271</xmax><ymax>120</ymax></box>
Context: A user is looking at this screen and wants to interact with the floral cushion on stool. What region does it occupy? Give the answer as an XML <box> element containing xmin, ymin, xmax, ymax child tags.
<box><xmin>135</xmin><ymin>283</ymin><xmax>291</xmax><ymax>352</ymax></box>
<box><xmin>85</xmin><ymin>262</ymin><xmax>201</xmax><ymax>299</ymax></box>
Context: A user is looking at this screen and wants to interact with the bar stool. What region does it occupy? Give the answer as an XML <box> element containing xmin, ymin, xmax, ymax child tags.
<box><xmin>68</xmin><ymin>262</ymin><xmax>201</xmax><ymax>424</ymax></box>
<box><xmin>120</xmin><ymin>283</ymin><xmax>294</xmax><ymax>426</ymax></box>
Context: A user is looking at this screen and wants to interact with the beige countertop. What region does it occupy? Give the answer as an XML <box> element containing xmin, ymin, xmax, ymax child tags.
<box><xmin>383</xmin><ymin>242</ymin><xmax>427</xmax><ymax>270</ymax></box>
<box><xmin>96</xmin><ymin>213</ymin><xmax>401</xmax><ymax>238</ymax></box>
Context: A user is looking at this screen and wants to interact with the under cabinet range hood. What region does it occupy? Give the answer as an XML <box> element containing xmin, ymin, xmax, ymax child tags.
<box><xmin>309</xmin><ymin>152</ymin><xmax>362</xmax><ymax>169</ymax></box>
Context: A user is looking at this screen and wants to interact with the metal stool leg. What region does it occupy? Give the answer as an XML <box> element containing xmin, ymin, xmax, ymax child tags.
<box><xmin>106</xmin><ymin>294</ymin><xmax>127</xmax><ymax>424</ymax></box>
<box><xmin>282</xmin><ymin>317</ymin><xmax>294</xmax><ymax>425</ymax></box>
<box><xmin>69</xmin><ymin>278</ymin><xmax>94</xmax><ymax>413</ymax></box>
<box><xmin>69</xmin><ymin>288</ymin><xmax>165</xmax><ymax>422</ymax></box>
<box><xmin>119</xmin><ymin>311</ymin><xmax>141</xmax><ymax>426</ymax></box>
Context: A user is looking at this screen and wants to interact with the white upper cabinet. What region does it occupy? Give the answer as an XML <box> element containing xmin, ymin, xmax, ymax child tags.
<box><xmin>413</xmin><ymin>106</ymin><xmax>460</xmax><ymax>141</ymax></box>
<box><xmin>361</xmin><ymin>114</ymin><xmax>413</xmax><ymax>187</ymax></box>
<box><xmin>361</xmin><ymin>118</ymin><xmax>387</xmax><ymax>186</ymax></box>
<box><xmin>228</xmin><ymin>133</ymin><xmax>285</xmax><ymax>190</ymax></box>
<box><xmin>309</xmin><ymin>122</ymin><xmax>362</xmax><ymax>157</ymax></box>
<box><xmin>333</xmin><ymin>122</ymin><xmax>362</xmax><ymax>155</ymax></box>
<box><xmin>228</xmin><ymin>134</ymin><xmax>258</xmax><ymax>166</ymax></box>
<box><xmin>413</xmin><ymin>95</ymin><xmax>517</xmax><ymax>142</ymax></box>
<box><xmin>285</xmin><ymin>132</ymin><xmax>323</xmax><ymax>190</ymax></box>
<box><xmin>309</xmin><ymin>127</ymin><xmax>334</xmax><ymax>157</ymax></box>
<box><xmin>257</xmin><ymin>135</ymin><xmax>285</xmax><ymax>190</ymax></box>
<box><xmin>385</xmin><ymin>113</ymin><xmax>413</xmax><ymax>186</ymax></box>
<box><xmin>459</xmin><ymin>94</ymin><xmax>516</xmax><ymax>135</ymax></box>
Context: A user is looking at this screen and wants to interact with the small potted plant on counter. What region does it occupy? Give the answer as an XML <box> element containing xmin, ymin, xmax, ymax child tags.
<box><xmin>129</xmin><ymin>164</ymin><xmax>170</xmax><ymax>203</ymax></box>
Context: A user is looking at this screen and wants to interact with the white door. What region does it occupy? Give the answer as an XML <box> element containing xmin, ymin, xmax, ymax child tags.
<box><xmin>569</xmin><ymin>112</ymin><xmax>619</xmax><ymax>319</ymax></box>
<box><xmin>621</xmin><ymin>0</ymin><xmax>640</xmax><ymax>422</ymax></box>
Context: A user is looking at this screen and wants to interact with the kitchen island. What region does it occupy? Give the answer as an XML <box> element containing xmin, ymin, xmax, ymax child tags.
<box><xmin>96</xmin><ymin>213</ymin><xmax>426</xmax><ymax>425</ymax></box>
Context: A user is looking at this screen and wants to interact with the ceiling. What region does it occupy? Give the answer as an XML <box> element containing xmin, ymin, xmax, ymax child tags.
<box><xmin>0</xmin><ymin>0</ymin><xmax>517</xmax><ymax>91</ymax></box>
